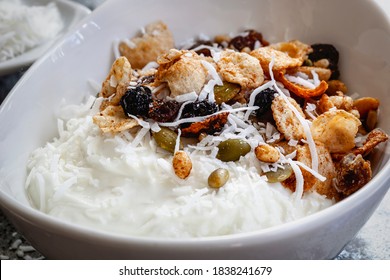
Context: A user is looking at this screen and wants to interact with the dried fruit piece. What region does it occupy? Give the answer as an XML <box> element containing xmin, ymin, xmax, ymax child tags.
<box><xmin>181</xmin><ymin>100</ymin><xmax>218</xmax><ymax>119</ymax></box>
<box><xmin>153</xmin><ymin>127</ymin><xmax>182</xmax><ymax>153</ymax></box>
<box><xmin>308</xmin><ymin>44</ymin><xmax>340</xmax><ymax>80</ymax></box>
<box><xmin>334</xmin><ymin>153</ymin><xmax>372</xmax><ymax>196</ymax></box>
<box><xmin>365</xmin><ymin>109</ymin><xmax>378</xmax><ymax>132</ymax></box>
<box><xmin>275</xmin><ymin>70</ymin><xmax>328</xmax><ymax>98</ymax></box>
<box><xmin>265</xmin><ymin>164</ymin><xmax>293</xmax><ymax>183</ymax></box>
<box><xmin>326</xmin><ymin>80</ymin><xmax>348</xmax><ymax>95</ymax></box>
<box><xmin>149</xmin><ymin>100</ymin><xmax>181</xmax><ymax>122</ymax></box>
<box><xmin>254</xmin><ymin>88</ymin><xmax>276</xmax><ymax>118</ymax></box>
<box><xmin>214</xmin><ymin>82</ymin><xmax>241</xmax><ymax>105</ymax></box>
<box><xmin>229</xmin><ymin>30</ymin><xmax>269</xmax><ymax>51</ymax></box>
<box><xmin>208</xmin><ymin>168</ymin><xmax>230</xmax><ymax>188</ymax></box>
<box><xmin>216</xmin><ymin>139</ymin><xmax>251</xmax><ymax>162</ymax></box>
<box><xmin>255</xmin><ymin>144</ymin><xmax>280</xmax><ymax>163</ymax></box>
<box><xmin>172</xmin><ymin>151</ymin><xmax>192</xmax><ymax>179</ymax></box>
<box><xmin>311</xmin><ymin>110</ymin><xmax>361</xmax><ymax>153</ymax></box>
<box><xmin>181</xmin><ymin>112</ymin><xmax>229</xmax><ymax>138</ymax></box>
<box><xmin>120</xmin><ymin>86</ymin><xmax>152</xmax><ymax>118</ymax></box>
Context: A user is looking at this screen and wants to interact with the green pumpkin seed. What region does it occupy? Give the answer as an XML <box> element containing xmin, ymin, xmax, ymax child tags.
<box><xmin>214</xmin><ymin>82</ymin><xmax>241</xmax><ymax>105</ymax></box>
<box><xmin>152</xmin><ymin>127</ymin><xmax>182</xmax><ymax>153</ymax></box>
<box><xmin>216</xmin><ymin>139</ymin><xmax>251</xmax><ymax>162</ymax></box>
<box><xmin>208</xmin><ymin>168</ymin><xmax>230</xmax><ymax>188</ymax></box>
<box><xmin>265</xmin><ymin>164</ymin><xmax>293</xmax><ymax>183</ymax></box>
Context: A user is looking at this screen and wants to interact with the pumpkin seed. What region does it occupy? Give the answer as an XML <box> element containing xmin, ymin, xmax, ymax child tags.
<box><xmin>265</xmin><ymin>164</ymin><xmax>293</xmax><ymax>183</ymax></box>
<box><xmin>152</xmin><ymin>127</ymin><xmax>182</xmax><ymax>153</ymax></box>
<box><xmin>214</xmin><ymin>82</ymin><xmax>241</xmax><ymax>105</ymax></box>
<box><xmin>208</xmin><ymin>168</ymin><xmax>230</xmax><ymax>188</ymax></box>
<box><xmin>216</xmin><ymin>139</ymin><xmax>251</xmax><ymax>162</ymax></box>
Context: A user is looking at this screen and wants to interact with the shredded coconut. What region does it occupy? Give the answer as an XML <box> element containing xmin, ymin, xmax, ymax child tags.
<box><xmin>0</xmin><ymin>0</ymin><xmax>64</xmax><ymax>62</ymax></box>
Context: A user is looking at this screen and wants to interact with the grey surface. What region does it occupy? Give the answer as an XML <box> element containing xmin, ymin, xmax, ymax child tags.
<box><xmin>0</xmin><ymin>0</ymin><xmax>389</xmax><ymax>260</ymax></box>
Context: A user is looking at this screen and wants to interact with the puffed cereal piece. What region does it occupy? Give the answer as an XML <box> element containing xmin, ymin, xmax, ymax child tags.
<box><xmin>269</xmin><ymin>40</ymin><xmax>312</xmax><ymax>61</ymax></box>
<box><xmin>216</xmin><ymin>51</ymin><xmax>264</xmax><ymax>89</ymax></box>
<box><xmin>119</xmin><ymin>21</ymin><xmax>174</xmax><ymax>69</ymax></box>
<box><xmin>271</xmin><ymin>95</ymin><xmax>306</xmax><ymax>141</ymax></box>
<box><xmin>99</xmin><ymin>56</ymin><xmax>132</xmax><ymax>110</ymax></box>
<box><xmin>93</xmin><ymin>105</ymin><xmax>139</xmax><ymax>133</ymax></box>
<box><xmin>172</xmin><ymin>151</ymin><xmax>192</xmax><ymax>179</ymax></box>
<box><xmin>250</xmin><ymin>47</ymin><xmax>302</xmax><ymax>75</ymax></box>
<box><xmin>155</xmin><ymin>49</ymin><xmax>208</xmax><ymax>97</ymax></box>
<box><xmin>311</xmin><ymin>109</ymin><xmax>361</xmax><ymax>153</ymax></box>
<box><xmin>317</xmin><ymin>94</ymin><xmax>359</xmax><ymax>118</ymax></box>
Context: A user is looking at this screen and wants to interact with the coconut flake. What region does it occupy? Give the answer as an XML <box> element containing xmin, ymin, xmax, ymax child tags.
<box><xmin>200</xmin><ymin>60</ymin><xmax>223</xmax><ymax>86</ymax></box>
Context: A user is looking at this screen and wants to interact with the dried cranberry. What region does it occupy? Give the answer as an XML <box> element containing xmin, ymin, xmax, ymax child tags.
<box><xmin>120</xmin><ymin>86</ymin><xmax>152</xmax><ymax>118</ymax></box>
<box><xmin>149</xmin><ymin>100</ymin><xmax>181</xmax><ymax>122</ymax></box>
<box><xmin>254</xmin><ymin>88</ymin><xmax>276</xmax><ymax>118</ymax></box>
<box><xmin>229</xmin><ymin>30</ymin><xmax>269</xmax><ymax>51</ymax></box>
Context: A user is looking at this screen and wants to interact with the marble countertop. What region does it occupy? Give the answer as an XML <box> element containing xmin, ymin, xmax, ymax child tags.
<box><xmin>0</xmin><ymin>0</ymin><xmax>389</xmax><ymax>260</ymax></box>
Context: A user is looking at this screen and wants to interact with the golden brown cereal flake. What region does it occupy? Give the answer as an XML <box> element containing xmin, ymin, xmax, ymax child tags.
<box><xmin>216</xmin><ymin>51</ymin><xmax>264</xmax><ymax>89</ymax></box>
<box><xmin>271</xmin><ymin>95</ymin><xmax>306</xmax><ymax>141</ymax></box>
<box><xmin>119</xmin><ymin>21</ymin><xmax>174</xmax><ymax>69</ymax></box>
<box><xmin>282</xmin><ymin>143</ymin><xmax>339</xmax><ymax>200</ymax></box>
<box><xmin>311</xmin><ymin>109</ymin><xmax>361</xmax><ymax>153</ymax></box>
<box><xmin>155</xmin><ymin>49</ymin><xmax>208</xmax><ymax>97</ymax></box>
<box><xmin>99</xmin><ymin>56</ymin><xmax>132</xmax><ymax>110</ymax></box>
<box><xmin>93</xmin><ymin>105</ymin><xmax>139</xmax><ymax>133</ymax></box>
<box><xmin>270</xmin><ymin>40</ymin><xmax>312</xmax><ymax>62</ymax></box>
<box><xmin>250</xmin><ymin>47</ymin><xmax>302</xmax><ymax>75</ymax></box>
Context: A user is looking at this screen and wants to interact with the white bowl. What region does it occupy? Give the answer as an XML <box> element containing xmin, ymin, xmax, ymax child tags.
<box><xmin>0</xmin><ymin>0</ymin><xmax>91</xmax><ymax>76</ymax></box>
<box><xmin>1</xmin><ymin>0</ymin><xmax>390</xmax><ymax>259</ymax></box>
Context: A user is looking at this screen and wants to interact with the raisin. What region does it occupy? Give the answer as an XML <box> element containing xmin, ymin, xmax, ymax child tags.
<box><xmin>120</xmin><ymin>86</ymin><xmax>152</xmax><ymax>118</ymax></box>
<box><xmin>229</xmin><ymin>30</ymin><xmax>269</xmax><ymax>51</ymax></box>
<box><xmin>189</xmin><ymin>40</ymin><xmax>213</xmax><ymax>56</ymax></box>
<box><xmin>308</xmin><ymin>44</ymin><xmax>340</xmax><ymax>79</ymax></box>
<box><xmin>254</xmin><ymin>88</ymin><xmax>276</xmax><ymax>118</ymax></box>
<box><xmin>149</xmin><ymin>100</ymin><xmax>181</xmax><ymax>122</ymax></box>
<box><xmin>181</xmin><ymin>100</ymin><xmax>218</xmax><ymax>119</ymax></box>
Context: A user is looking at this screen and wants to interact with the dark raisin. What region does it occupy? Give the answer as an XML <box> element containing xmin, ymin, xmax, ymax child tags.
<box><xmin>229</xmin><ymin>30</ymin><xmax>269</xmax><ymax>51</ymax></box>
<box><xmin>254</xmin><ymin>88</ymin><xmax>276</xmax><ymax>118</ymax></box>
<box><xmin>120</xmin><ymin>86</ymin><xmax>152</xmax><ymax>118</ymax></box>
<box><xmin>149</xmin><ymin>100</ymin><xmax>181</xmax><ymax>122</ymax></box>
<box><xmin>189</xmin><ymin>40</ymin><xmax>213</xmax><ymax>56</ymax></box>
<box><xmin>308</xmin><ymin>44</ymin><xmax>340</xmax><ymax>79</ymax></box>
<box><xmin>181</xmin><ymin>100</ymin><xmax>218</xmax><ymax>119</ymax></box>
